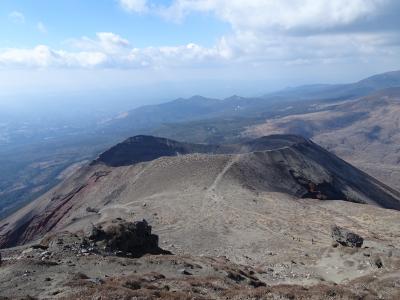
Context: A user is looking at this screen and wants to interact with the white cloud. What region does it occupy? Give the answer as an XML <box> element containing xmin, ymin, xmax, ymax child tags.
<box><xmin>1</xmin><ymin>1</ymin><xmax>399</xmax><ymax>71</ymax></box>
<box><xmin>118</xmin><ymin>0</ymin><xmax>397</xmax><ymax>66</ymax></box>
<box><xmin>8</xmin><ymin>11</ymin><xmax>25</xmax><ymax>24</ymax></box>
<box><xmin>152</xmin><ymin>0</ymin><xmax>398</xmax><ymax>66</ymax></box>
<box><xmin>37</xmin><ymin>22</ymin><xmax>47</xmax><ymax>34</ymax></box>
<box><xmin>0</xmin><ymin>32</ymin><xmax>228</xmax><ymax>69</ymax></box>
<box><xmin>68</xmin><ymin>32</ymin><xmax>130</xmax><ymax>53</ymax></box>
<box><xmin>118</xmin><ymin>0</ymin><xmax>148</xmax><ymax>13</ymax></box>
<box><xmin>159</xmin><ymin>0</ymin><xmax>388</xmax><ymax>31</ymax></box>
<box><xmin>125</xmin><ymin>42</ymin><xmax>229</xmax><ymax>68</ymax></box>
<box><xmin>0</xmin><ymin>46</ymin><xmax>55</xmax><ymax>68</ymax></box>
<box><xmin>0</xmin><ymin>45</ymin><xmax>108</xmax><ymax>69</ymax></box>
<box><xmin>1</xmin><ymin>30</ymin><xmax>396</xmax><ymax>70</ymax></box>
<box><xmin>96</xmin><ymin>32</ymin><xmax>130</xmax><ymax>52</ymax></box>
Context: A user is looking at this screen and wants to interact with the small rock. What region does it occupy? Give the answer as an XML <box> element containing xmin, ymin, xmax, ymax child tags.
<box><xmin>22</xmin><ymin>248</ymin><xmax>34</xmax><ymax>255</ymax></box>
<box><xmin>86</xmin><ymin>278</ymin><xmax>104</xmax><ymax>285</ymax></box>
<box><xmin>227</xmin><ymin>271</ymin><xmax>245</xmax><ymax>282</ymax></box>
<box><xmin>179</xmin><ymin>269</ymin><xmax>192</xmax><ymax>275</ymax></box>
<box><xmin>249</xmin><ymin>280</ymin><xmax>266</xmax><ymax>287</ymax></box>
<box><xmin>32</xmin><ymin>244</ymin><xmax>48</xmax><ymax>250</ymax></box>
<box><xmin>86</xmin><ymin>206</ymin><xmax>99</xmax><ymax>213</ymax></box>
<box><xmin>374</xmin><ymin>257</ymin><xmax>383</xmax><ymax>268</ymax></box>
<box><xmin>331</xmin><ymin>225</ymin><xmax>364</xmax><ymax>248</ymax></box>
<box><xmin>73</xmin><ymin>272</ymin><xmax>89</xmax><ymax>280</ymax></box>
<box><xmin>40</xmin><ymin>251</ymin><xmax>50</xmax><ymax>256</ymax></box>
<box><xmin>123</xmin><ymin>280</ymin><xmax>141</xmax><ymax>290</ymax></box>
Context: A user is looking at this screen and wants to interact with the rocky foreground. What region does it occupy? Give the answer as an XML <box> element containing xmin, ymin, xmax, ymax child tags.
<box><xmin>0</xmin><ymin>219</ymin><xmax>399</xmax><ymax>299</ymax></box>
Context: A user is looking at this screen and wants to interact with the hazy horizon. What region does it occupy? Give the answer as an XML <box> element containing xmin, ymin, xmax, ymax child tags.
<box><xmin>1</xmin><ymin>0</ymin><xmax>400</xmax><ymax>109</ymax></box>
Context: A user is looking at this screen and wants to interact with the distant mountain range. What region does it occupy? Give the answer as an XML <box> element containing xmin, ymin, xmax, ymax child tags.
<box><xmin>102</xmin><ymin>70</ymin><xmax>400</xmax><ymax>133</ymax></box>
<box><xmin>266</xmin><ymin>70</ymin><xmax>400</xmax><ymax>100</ymax></box>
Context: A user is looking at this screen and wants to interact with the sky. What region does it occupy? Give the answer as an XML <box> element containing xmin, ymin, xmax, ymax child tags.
<box><xmin>1</xmin><ymin>0</ymin><xmax>400</xmax><ymax>105</ymax></box>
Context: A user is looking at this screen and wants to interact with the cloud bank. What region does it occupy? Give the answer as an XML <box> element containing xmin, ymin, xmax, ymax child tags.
<box><xmin>1</xmin><ymin>0</ymin><xmax>399</xmax><ymax>70</ymax></box>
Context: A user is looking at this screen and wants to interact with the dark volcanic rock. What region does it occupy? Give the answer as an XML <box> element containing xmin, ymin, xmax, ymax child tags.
<box><xmin>92</xmin><ymin>135</ymin><xmax>219</xmax><ymax>167</ymax></box>
<box><xmin>92</xmin><ymin>134</ymin><xmax>308</xmax><ymax>167</ymax></box>
<box><xmin>374</xmin><ymin>257</ymin><xmax>383</xmax><ymax>268</ymax></box>
<box><xmin>331</xmin><ymin>225</ymin><xmax>364</xmax><ymax>248</ymax></box>
<box><xmin>87</xmin><ymin>219</ymin><xmax>170</xmax><ymax>257</ymax></box>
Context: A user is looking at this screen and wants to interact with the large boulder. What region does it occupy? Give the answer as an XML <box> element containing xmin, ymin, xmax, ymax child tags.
<box><xmin>87</xmin><ymin>219</ymin><xmax>169</xmax><ymax>257</ymax></box>
<box><xmin>331</xmin><ymin>225</ymin><xmax>364</xmax><ymax>248</ymax></box>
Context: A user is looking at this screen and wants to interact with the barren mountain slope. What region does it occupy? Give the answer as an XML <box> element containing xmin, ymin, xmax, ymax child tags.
<box><xmin>1</xmin><ymin>135</ymin><xmax>399</xmax><ymax>250</ymax></box>
<box><xmin>1</xmin><ymin>135</ymin><xmax>400</xmax><ymax>299</ymax></box>
<box><xmin>245</xmin><ymin>88</ymin><xmax>400</xmax><ymax>189</ymax></box>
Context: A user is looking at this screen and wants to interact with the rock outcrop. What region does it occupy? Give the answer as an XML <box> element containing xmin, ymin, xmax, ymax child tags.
<box><xmin>85</xmin><ymin>219</ymin><xmax>169</xmax><ymax>257</ymax></box>
<box><xmin>331</xmin><ymin>225</ymin><xmax>364</xmax><ymax>248</ymax></box>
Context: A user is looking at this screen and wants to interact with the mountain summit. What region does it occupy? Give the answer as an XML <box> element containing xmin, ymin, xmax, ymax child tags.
<box><xmin>92</xmin><ymin>134</ymin><xmax>307</xmax><ymax>167</ymax></box>
<box><xmin>1</xmin><ymin>134</ymin><xmax>399</xmax><ymax>249</ymax></box>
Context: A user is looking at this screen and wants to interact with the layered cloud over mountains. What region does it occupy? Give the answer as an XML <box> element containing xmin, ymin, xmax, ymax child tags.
<box><xmin>1</xmin><ymin>0</ymin><xmax>399</xmax><ymax>70</ymax></box>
